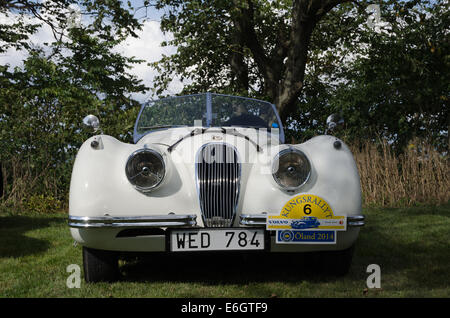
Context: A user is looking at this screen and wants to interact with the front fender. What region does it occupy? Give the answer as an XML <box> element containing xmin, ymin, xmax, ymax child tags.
<box><xmin>241</xmin><ymin>135</ymin><xmax>362</xmax><ymax>218</ymax></box>
<box><xmin>68</xmin><ymin>135</ymin><xmax>199</xmax><ymax>219</ymax></box>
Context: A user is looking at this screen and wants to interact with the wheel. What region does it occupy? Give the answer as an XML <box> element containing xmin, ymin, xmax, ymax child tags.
<box><xmin>319</xmin><ymin>244</ymin><xmax>355</xmax><ymax>276</ymax></box>
<box><xmin>82</xmin><ymin>246</ymin><xmax>119</xmax><ymax>283</ymax></box>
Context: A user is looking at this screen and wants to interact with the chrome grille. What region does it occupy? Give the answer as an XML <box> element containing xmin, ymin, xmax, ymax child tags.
<box><xmin>196</xmin><ymin>143</ymin><xmax>240</xmax><ymax>227</ymax></box>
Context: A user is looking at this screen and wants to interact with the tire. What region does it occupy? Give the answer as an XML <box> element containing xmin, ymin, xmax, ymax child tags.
<box><xmin>319</xmin><ymin>244</ymin><xmax>355</xmax><ymax>276</ymax></box>
<box><xmin>82</xmin><ymin>247</ymin><xmax>119</xmax><ymax>283</ymax></box>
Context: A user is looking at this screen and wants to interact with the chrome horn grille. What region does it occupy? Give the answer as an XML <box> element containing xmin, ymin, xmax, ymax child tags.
<box><xmin>196</xmin><ymin>143</ymin><xmax>241</xmax><ymax>227</ymax></box>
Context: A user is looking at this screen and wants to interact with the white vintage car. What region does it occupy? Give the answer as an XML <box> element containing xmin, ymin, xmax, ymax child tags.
<box><xmin>69</xmin><ymin>93</ymin><xmax>365</xmax><ymax>282</ymax></box>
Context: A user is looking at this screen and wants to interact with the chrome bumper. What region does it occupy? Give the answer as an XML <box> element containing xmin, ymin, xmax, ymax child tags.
<box><xmin>347</xmin><ymin>215</ymin><xmax>366</xmax><ymax>227</ymax></box>
<box><xmin>239</xmin><ymin>214</ymin><xmax>268</xmax><ymax>227</ymax></box>
<box><xmin>69</xmin><ymin>214</ymin><xmax>365</xmax><ymax>229</ymax></box>
<box><xmin>68</xmin><ymin>214</ymin><xmax>197</xmax><ymax>228</ymax></box>
<box><xmin>239</xmin><ymin>214</ymin><xmax>365</xmax><ymax>227</ymax></box>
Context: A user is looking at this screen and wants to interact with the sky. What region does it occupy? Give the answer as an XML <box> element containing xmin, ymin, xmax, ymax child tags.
<box><xmin>0</xmin><ymin>1</ymin><xmax>182</xmax><ymax>102</ymax></box>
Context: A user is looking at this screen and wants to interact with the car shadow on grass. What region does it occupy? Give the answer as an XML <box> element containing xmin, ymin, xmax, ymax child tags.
<box><xmin>0</xmin><ymin>214</ymin><xmax>65</xmax><ymax>258</ymax></box>
<box><xmin>119</xmin><ymin>251</ymin><xmax>345</xmax><ymax>284</ymax></box>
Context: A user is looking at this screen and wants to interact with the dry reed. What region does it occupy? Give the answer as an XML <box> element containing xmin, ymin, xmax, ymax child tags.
<box><xmin>351</xmin><ymin>139</ymin><xmax>449</xmax><ymax>207</ymax></box>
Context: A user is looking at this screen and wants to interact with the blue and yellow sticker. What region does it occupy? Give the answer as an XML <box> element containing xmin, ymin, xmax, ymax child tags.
<box><xmin>277</xmin><ymin>230</ymin><xmax>336</xmax><ymax>244</ymax></box>
<box><xmin>268</xmin><ymin>194</ymin><xmax>346</xmax><ymax>243</ymax></box>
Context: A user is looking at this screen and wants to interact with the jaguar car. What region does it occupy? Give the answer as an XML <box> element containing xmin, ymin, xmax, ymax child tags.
<box><xmin>68</xmin><ymin>93</ymin><xmax>365</xmax><ymax>282</ymax></box>
<box><xmin>291</xmin><ymin>217</ymin><xmax>321</xmax><ymax>229</ymax></box>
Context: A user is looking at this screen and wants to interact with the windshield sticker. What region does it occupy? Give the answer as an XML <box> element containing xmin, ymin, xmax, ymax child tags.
<box><xmin>267</xmin><ymin>194</ymin><xmax>346</xmax><ymax>231</ymax></box>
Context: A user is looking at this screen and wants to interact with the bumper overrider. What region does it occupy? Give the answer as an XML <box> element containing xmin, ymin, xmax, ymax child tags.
<box><xmin>68</xmin><ymin>214</ymin><xmax>365</xmax><ymax>228</ymax></box>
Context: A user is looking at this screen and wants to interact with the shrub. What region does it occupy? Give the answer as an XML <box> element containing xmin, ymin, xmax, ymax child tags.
<box><xmin>24</xmin><ymin>194</ymin><xmax>62</xmax><ymax>214</ymax></box>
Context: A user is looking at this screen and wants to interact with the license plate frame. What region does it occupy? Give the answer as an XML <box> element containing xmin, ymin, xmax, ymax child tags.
<box><xmin>168</xmin><ymin>228</ymin><xmax>266</xmax><ymax>252</ymax></box>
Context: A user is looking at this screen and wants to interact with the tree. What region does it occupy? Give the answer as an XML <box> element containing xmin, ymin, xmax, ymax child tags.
<box><xmin>151</xmin><ymin>0</ymin><xmax>448</xmax><ymax>149</ymax></box>
<box><xmin>152</xmin><ymin>0</ymin><xmax>357</xmax><ymax>122</ymax></box>
<box><xmin>328</xmin><ymin>0</ymin><xmax>449</xmax><ymax>150</ymax></box>
<box><xmin>0</xmin><ymin>0</ymin><xmax>147</xmax><ymax>205</ymax></box>
<box><xmin>288</xmin><ymin>0</ymin><xmax>449</xmax><ymax>150</ymax></box>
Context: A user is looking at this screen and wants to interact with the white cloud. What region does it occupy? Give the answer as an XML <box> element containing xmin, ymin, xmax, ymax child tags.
<box><xmin>0</xmin><ymin>12</ymin><xmax>184</xmax><ymax>102</ymax></box>
<box><xmin>114</xmin><ymin>20</ymin><xmax>184</xmax><ymax>102</ymax></box>
<box><xmin>0</xmin><ymin>12</ymin><xmax>54</xmax><ymax>68</ymax></box>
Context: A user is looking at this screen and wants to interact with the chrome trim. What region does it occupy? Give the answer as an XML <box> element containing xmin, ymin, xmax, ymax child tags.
<box><xmin>239</xmin><ymin>214</ymin><xmax>267</xmax><ymax>227</ymax></box>
<box><xmin>68</xmin><ymin>214</ymin><xmax>197</xmax><ymax>228</ymax></box>
<box><xmin>206</xmin><ymin>92</ymin><xmax>212</xmax><ymax>126</ymax></box>
<box><xmin>347</xmin><ymin>215</ymin><xmax>366</xmax><ymax>227</ymax></box>
<box><xmin>125</xmin><ymin>148</ymin><xmax>166</xmax><ymax>193</ymax></box>
<box><xmin>239</xmin><ymin>214</ymin><xmax>365</xmax><ymax>227</ymax></box>
<box><xmin>195</xmin><ymin>142</ymin><xmax>241</xmax><ymax>227</ymax></box>
<box><xmin>272</xmin><ymin>147</ymin><xmax>312</xmax><ymax>191</ymax></box>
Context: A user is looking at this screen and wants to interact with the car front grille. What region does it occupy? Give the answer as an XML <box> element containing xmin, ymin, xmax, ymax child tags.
<box><xmin>196</xmin><ymin>143</ymin><xmax>240</xmax><ymax>227</ymax></box>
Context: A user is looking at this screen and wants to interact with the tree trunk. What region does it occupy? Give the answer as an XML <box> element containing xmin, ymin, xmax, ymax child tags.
<box><xmin>275</xmin><ymin>0</ymin><xmax>318</xmax><ymax>122</ymax></box>
<box><xmin>234</xmin><ymin>0</ymin><xmax>349</xmax><ymax>122</ymax></box>
<box><xmin>0</xmin><ymin>162</ymin><xmax>3</xmax><ymax>199</ymax></box>
<box><xmin>230</xmin><ymin>26</ymin><xmax>249</xmax><ymax>93</ymax></box>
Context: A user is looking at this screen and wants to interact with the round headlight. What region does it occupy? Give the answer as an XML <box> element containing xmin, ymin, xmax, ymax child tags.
<box><xmin>272</xmin><ymin>148</ymin><xmax>311</xmax><ymax>190</ymax></box>
<box><xmin>126</xmin><ymin>149</ymin><xmax>165</xmax><ymax>192</ymax></box>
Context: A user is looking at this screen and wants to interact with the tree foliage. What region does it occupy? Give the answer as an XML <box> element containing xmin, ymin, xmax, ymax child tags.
<box><xmin>0</xmin><ymin>0</ymin><xmax>146</xmax><ymax>205</ymax></box>
<box><xmin>151</xmin><ymin>0</ymin><xmax>448</xmax><ymax>149</ymax></box>
<box><xmin>290</xmin><ymin>0</ymin><xmax>449</xmax><ymax>150</ymax></box>
<box><xmin>152</xmin><ymin>0</ymin><xmax>355</xmax><ymax>121</ymax></box>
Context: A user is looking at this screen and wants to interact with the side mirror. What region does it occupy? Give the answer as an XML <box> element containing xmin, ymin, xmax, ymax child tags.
<box><xmin>326</xmin><ymin>113</ymin><xmax>344</xmax><ymax>134</ymax></box>
<box><xmin>82</xmin><ymin>115</ymin><xmax>100</xmax><ymax>133</ymax></box>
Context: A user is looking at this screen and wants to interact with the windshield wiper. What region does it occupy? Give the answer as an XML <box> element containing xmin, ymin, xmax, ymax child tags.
<box><xmin>167</xmin><ymin>127</ymin><xmax>262</xmax><ymax>153</ymax></box>
<box><xmin>220</xmin><ymin>128</ymin><xmax>262</xmax><ymax>152</ymax></box>
<box><xmin>167</xmin><ymin>128</ymin><xmax>207</xmax><ymax>153</ymax></box>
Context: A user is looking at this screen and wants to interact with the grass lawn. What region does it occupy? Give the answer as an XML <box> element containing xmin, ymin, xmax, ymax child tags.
<box><xmin>0</xmin><ymin>204</ymin><xmax>449</xmax><ymax>298</ymax></box>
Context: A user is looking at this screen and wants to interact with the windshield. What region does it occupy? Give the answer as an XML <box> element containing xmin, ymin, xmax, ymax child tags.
<box><xmin>134</xmin><ymin>93</ymin><xmax>283</xmax><ymax>142</ymax></box>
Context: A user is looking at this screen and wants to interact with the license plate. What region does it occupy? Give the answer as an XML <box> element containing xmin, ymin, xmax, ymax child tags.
<box><xmin>170</xmin><ymin>228</ymin><xmax>265</xmax><ymax>251</ymax></box>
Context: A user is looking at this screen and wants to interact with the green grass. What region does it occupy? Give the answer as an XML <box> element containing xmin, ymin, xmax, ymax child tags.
<box><xmin>0</xmin><ymin>204</ymin><xmax>449</xmax><ymax>297</ymax></box>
